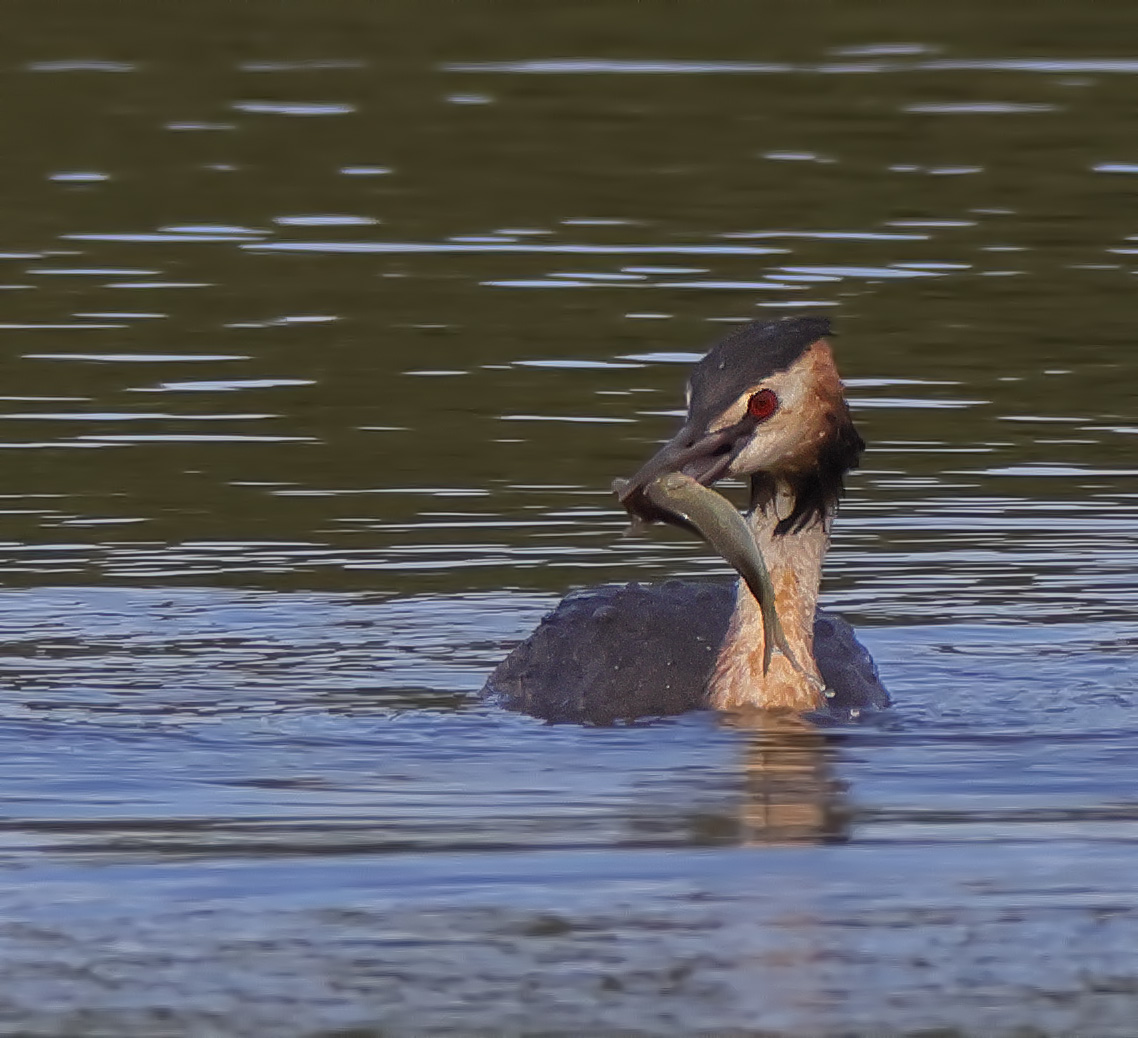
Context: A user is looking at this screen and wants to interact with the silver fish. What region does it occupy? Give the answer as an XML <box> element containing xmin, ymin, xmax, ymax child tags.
<box><xmin>633</xmin><ymin>471</ymin><xmax>801</xmax><ymax>676</ymax></box>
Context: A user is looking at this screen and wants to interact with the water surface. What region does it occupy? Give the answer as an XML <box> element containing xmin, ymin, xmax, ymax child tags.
<box><xmin>1</xmin><ymin>3</ymin><xmax>1137</xmax><ymax>1035</ymax></box>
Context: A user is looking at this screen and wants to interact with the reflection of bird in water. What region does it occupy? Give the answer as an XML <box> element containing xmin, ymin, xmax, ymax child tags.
<box><xmin>730</xmin><ymin>713</ymin><xmax>849</xmax><ymax>845</ymax></box>
<box><xmin>483</xmin><ymin>317</ymin><xmax>889</xmax><ymax>724</ymax></box>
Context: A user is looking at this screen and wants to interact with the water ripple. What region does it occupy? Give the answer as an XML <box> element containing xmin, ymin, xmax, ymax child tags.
<box><xmin>248</xmin><ymin>240</ymin><xmax>787</xmax><ymax>256</ymax></box>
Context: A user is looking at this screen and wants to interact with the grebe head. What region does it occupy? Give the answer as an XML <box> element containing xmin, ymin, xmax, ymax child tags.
<box><xmin>617</xmin><ymin>316</ymin><xmax>863</xmax><ymax>535</ymax></box>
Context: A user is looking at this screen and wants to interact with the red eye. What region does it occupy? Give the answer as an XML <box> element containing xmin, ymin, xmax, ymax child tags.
<box><xmin>747</xmin><ymin>388</ymin><xmax>778</xmax><ymax>421</ymax></box>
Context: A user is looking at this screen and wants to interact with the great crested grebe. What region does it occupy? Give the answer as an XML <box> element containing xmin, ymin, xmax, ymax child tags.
<box><xmin>482</xmin><ymin>316</ymin><xmax>888</xmax><ymax>724</ymax></box>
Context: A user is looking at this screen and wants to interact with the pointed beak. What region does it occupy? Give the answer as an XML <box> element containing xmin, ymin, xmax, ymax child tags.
<box><xmin>614</xmin><ymin>416</ymin><xmax>753</xmax><ymax>525</ymax></box>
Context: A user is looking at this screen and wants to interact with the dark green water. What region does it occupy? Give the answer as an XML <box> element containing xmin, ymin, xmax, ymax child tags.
<box><xmin>0</xmin><ymin>3</ymin><xmax>1137</xmax><ymax>1035</ymax></box>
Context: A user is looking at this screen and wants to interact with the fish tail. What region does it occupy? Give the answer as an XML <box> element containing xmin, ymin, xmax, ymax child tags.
<box><xmin>761</xmin><ymin>603</ymin><xmax>801</xmax><ymax>676</ymax></box>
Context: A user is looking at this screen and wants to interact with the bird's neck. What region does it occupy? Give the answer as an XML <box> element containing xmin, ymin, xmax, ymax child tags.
<box><xmin>708</xmin><ymin>484</ymin><xmax>830</xmax><ymax>712</ymax></box>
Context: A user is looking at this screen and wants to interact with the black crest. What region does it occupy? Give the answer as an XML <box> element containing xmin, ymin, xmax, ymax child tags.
<box><xmin>687</xmin><ymin>316</ymin><xmax>832</xmax><ymax>429</ymax></box>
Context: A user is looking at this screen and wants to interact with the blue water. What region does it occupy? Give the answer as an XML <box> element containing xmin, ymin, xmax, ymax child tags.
<box><xmin>2</xmin><ymin>2</ymin><xmax>1138</xmax><ymax>1033</ymax></box>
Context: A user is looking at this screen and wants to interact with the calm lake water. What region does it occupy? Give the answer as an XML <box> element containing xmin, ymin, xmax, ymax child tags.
<box><xmin>2</xmin><ymin>3</ymin><xmax>1138</xmax><ymax>1035</ymax></box>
